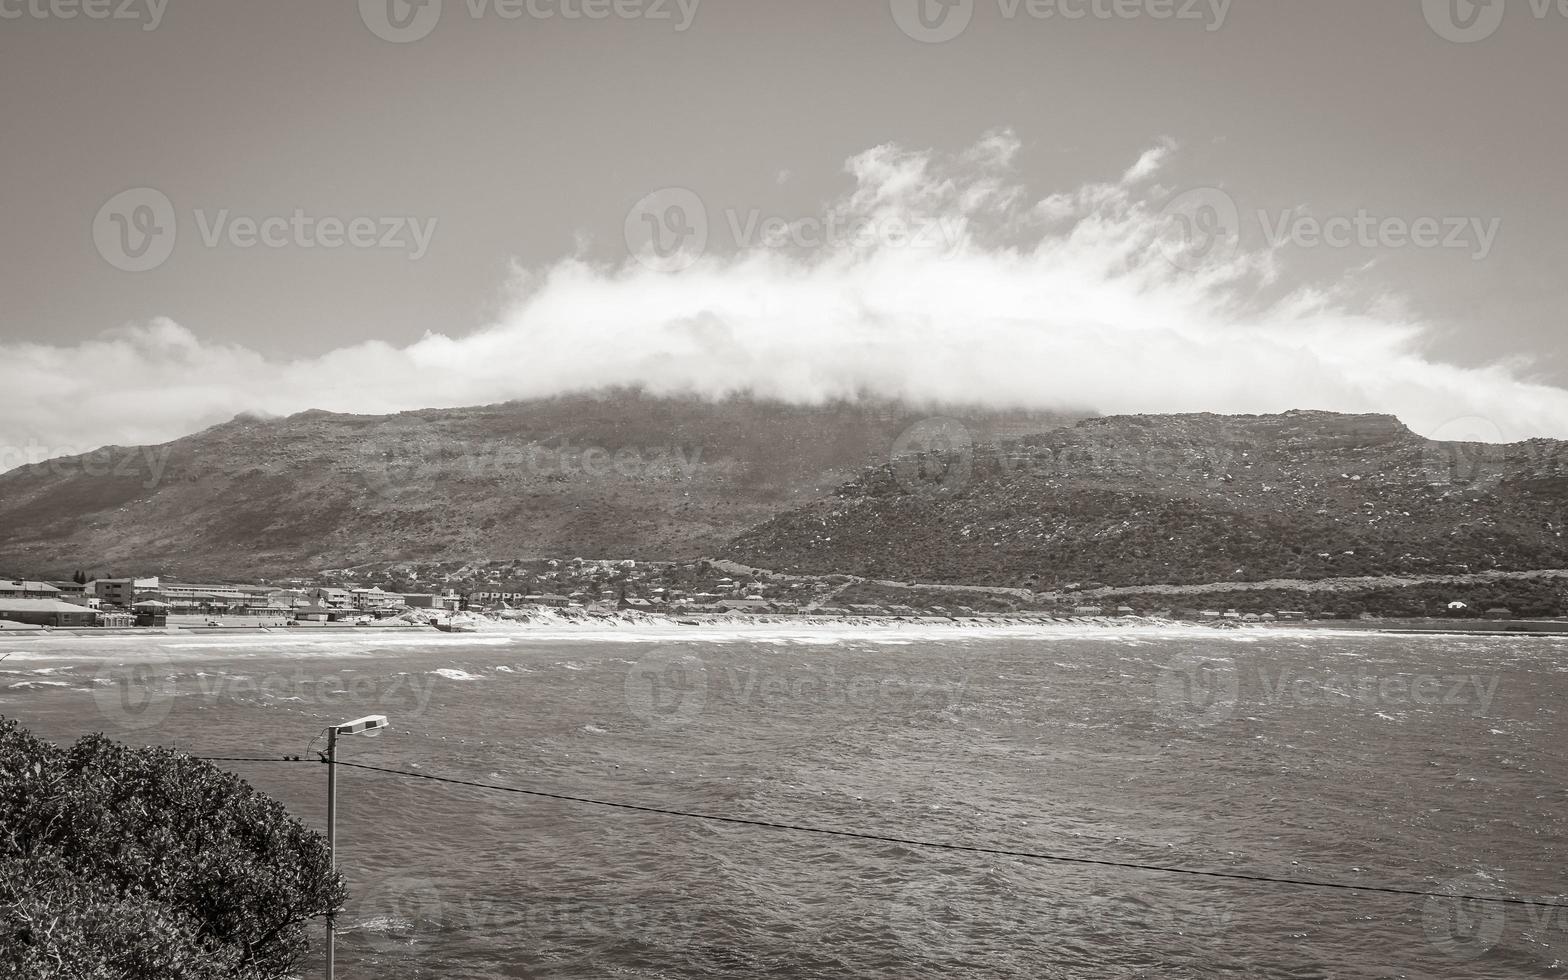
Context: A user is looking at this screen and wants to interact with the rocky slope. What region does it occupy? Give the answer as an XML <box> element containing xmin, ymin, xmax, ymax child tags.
<box><xmin>0</xmin><ymin>392</ymin><xmax>1075</xmax><ymax>579</ymax></box>
<box><xmin>723</xmin><ymin>411</ymin><xmax>1568</xmax><ymax>588</ymax></box>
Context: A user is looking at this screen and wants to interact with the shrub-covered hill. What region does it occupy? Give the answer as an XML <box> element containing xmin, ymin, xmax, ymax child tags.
<box><xmin>724</xmin><ymin>411</ymin><xmax>1568</xmax><ymax>589</ymax></box>
<box><xmin>0</xmin><ymin>391</ymin><xmax>1075</xmax><ymax>579</ymax></box>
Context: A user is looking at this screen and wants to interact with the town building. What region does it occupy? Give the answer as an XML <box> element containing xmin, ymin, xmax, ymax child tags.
<box><xmin>0</xmin><ymin>580</ymin><xmax>62</xmax><ymax>599</ymax></box>
<box><xmin>350</xmin><ymin>586</ymin><xmax>401</xmax><ymax>611</ymax></box>
<box><xmin>468</xmin><ymin>587</ymin><xmax>528</xmax><ymax>606</ymax></box>
<box><xmin>526</xmin><ymin>594</ymin><xmax>572</xmax><ymax>608</ymax></box>
<box><xmin>87</xmin><ymin>577</ymin><xmax>159</xmax><ymax>608</ymax></box>
<box><xmin>142</xmin><ymin>581</ymin><xmax>277</xmax><ymax>615</ymax></box>
<box><xmin>403</xmin><ymin>592</ymin><xmax>462</xmax><ymax>611</ymax></box>
<box><xmin>0</xmin><ymin>598</ymin><xmax>98</xmax><ymax>628</ymax></box>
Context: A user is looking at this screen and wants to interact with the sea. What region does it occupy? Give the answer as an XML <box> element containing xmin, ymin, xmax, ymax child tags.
<box><xmin>2</xmin><ymin>627</ymin><xmax>1565</xmax><ymax>979</ymax></box>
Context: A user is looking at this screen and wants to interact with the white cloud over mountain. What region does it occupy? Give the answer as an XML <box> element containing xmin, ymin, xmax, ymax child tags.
<box><xmin>5</xmin><ymin>130</ymin><xmax>1567</xmax><ymax>470</ymax></box>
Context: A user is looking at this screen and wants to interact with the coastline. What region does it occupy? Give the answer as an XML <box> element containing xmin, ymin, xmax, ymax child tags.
<box><xmin>4</xmin><ymin>609</ymin><xmax>1566</xmax><ymax>644</ymax></box>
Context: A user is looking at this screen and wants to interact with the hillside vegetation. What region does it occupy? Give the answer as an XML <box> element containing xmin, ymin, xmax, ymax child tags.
<box><xmin>725</xmin><ymin>411</ymin><xmax>1568</xmax><ymax>588</ymax></box>
<box><xmin>0</xmin><ymin>392</ymin><xmax>1074</xmax><ymax>579</ymax></box>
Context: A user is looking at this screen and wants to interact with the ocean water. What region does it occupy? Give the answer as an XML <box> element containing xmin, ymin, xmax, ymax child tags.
<box><xmin>3</xmin><ymin>629</ymin><xmax>1566</xmax><ymax>979</ymax></box>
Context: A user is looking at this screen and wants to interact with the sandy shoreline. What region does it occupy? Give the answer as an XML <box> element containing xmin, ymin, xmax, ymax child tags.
<box><xmin>3</xmin><ymin>611</ymin><xmax>1564</xmax><ymax>648</ymax></box>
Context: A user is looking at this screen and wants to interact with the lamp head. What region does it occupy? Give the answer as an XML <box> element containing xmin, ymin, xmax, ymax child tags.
<box><xmin>334</xmin><ymin>715</ymin><xmax>390</xmax><ymax>736</ymax></box>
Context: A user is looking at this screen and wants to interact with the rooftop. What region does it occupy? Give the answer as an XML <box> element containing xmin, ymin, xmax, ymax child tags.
<box><xmin>0</xmin><ymin>598</ymin><xmax>95</xmax><ymax>613</ymax></box>
<box><xmin>0</xmin><ymin>581</ymin><xmax>60</xmax><ymax>593</ymax></box>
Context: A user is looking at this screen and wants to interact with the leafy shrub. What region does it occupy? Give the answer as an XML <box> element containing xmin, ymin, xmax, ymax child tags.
<box><xmin>0</xmin><ymin>718</ymin><xmax>344</xmax><ymax>980</ymax></box>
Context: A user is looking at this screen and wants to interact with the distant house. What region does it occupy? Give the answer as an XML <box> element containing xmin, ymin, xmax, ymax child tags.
<box><xmin>0</xmin><ymin>581</ymin><xmax>60</xmax><ymax>600</ymax></box>
<box><xmin>0</xmin><ymin>598</ymin><xmax>98</xmax><ymax>628</ymax></box>
<box><xmin>1277</xmin><ymin>611</ymin><xmax>1308</xmax><ymax>621</ymax></box>
<box><xmin>310</xmin><ymin>588</ymin><xmax>354</xmax><ymax>610</ymax></box>
<box><xmin>468</xmin><ymin>587</ymin><xmax>527</xmax><ymax>606</ymax></box>
<box><xmin>1114</xmin><ymin>606</ymin><xmax>1136</xmax><ymax>617</ymax></box>
<box><xmin>1073</xmin><ymin>606</ymin><xmax>1103</xmax><ymax>617</ymax></box>
<box><xmin>1484</xmin><ymin>607</ymin><xmax>1514</xmax><ymax>620</ymax></box>
<box><xmin>351</xmin><ymin>586</ymin><xmax>401</xmax><ymax>610</ymax></box>
<box><xmin>87</xmin><ymin>577</ymin><xmax>158</xmax><ymax>608</ymax></box>
<box><xmin>403</xmin><ymin>593</ymin><xmax>461</xmax><ymax>611</ymax></box>
<box><xmin>1199</xmin><ymin>610</ymin><xmax>1223</xmax><ymax>620</ymax></box>
<box><xmin>718</xmin><ymin>598</ymin><xmax>772</xmax><ymax>614</ymax></box>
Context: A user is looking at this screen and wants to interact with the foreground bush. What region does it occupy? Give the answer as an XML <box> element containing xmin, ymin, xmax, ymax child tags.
<box><xmin>0</xmin><ymin>717</ymin><xmax>345</xmax><ymax>979</ymax></box>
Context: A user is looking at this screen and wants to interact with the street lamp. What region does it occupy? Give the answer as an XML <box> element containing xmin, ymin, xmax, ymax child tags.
<box><xmin>324</xmin><ymin>714</ymin><xmax>389</xmax><ymax>980</ymax></box>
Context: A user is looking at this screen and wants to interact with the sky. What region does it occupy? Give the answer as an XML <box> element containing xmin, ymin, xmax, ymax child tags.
<box><xmin>2</xmin><ymin>0</ymin><xmax>1566</xmax><ymax>468</ymax></box>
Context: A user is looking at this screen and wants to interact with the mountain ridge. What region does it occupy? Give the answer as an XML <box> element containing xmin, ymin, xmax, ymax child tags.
<box><xmin>0</xmin><ymin>392</ymin><xmax>1077</xmax><ymax>579</ymax></box>
<box><xmin>2</xmin><ymin>396</ymin><xmax>1563</xmax><ymax>587</ymax></box>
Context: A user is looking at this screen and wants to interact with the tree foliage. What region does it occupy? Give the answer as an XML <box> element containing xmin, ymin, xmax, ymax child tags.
<box><xmin>0</xmin><ymin>718</ymin><xmax>345</xmax><ymax>980</ymax></box>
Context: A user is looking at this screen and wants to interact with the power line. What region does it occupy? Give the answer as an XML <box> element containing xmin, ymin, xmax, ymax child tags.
<box><xmin>194</xmin><ymin>755</ymin><xmax>316</xmax><ymax>764</ymax></box>
<box><xmin>323</xmin><ymin>758</ymin><xmax>1566</xmax><ymax>911</ymax></box>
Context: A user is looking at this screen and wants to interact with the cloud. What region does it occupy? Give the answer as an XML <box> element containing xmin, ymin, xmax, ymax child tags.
<box><xmin>4</xmin><ymin>129</ymin><xmax>1568</xmax><ymax>471</ymax></box>
<box><xmin>1122</xmin><ymin>136</ymin><xmax>1176</xmax><ymax>184</ymax></box>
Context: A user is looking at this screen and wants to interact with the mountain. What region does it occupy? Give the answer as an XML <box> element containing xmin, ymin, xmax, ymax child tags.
<box><xmin>0</xmin><ymin>392</ymin><xmax>1076</xmax><ymax>580</ymax></box>
<box><xmin>5</xmin><ymin>401</ymin><xmax>1565</xmax><ymax>589</ymax></box>
<box><xmin>724</xmin><ymin>411</ymin><xmax>1568</xmax><ymax>589</ymax></box>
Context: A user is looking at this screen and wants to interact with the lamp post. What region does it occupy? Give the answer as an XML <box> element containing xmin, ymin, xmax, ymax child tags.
<box><xmin>324</xmin><ymin>714</ymin><xmax>389</xmax><ymax>980</ymax></box>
